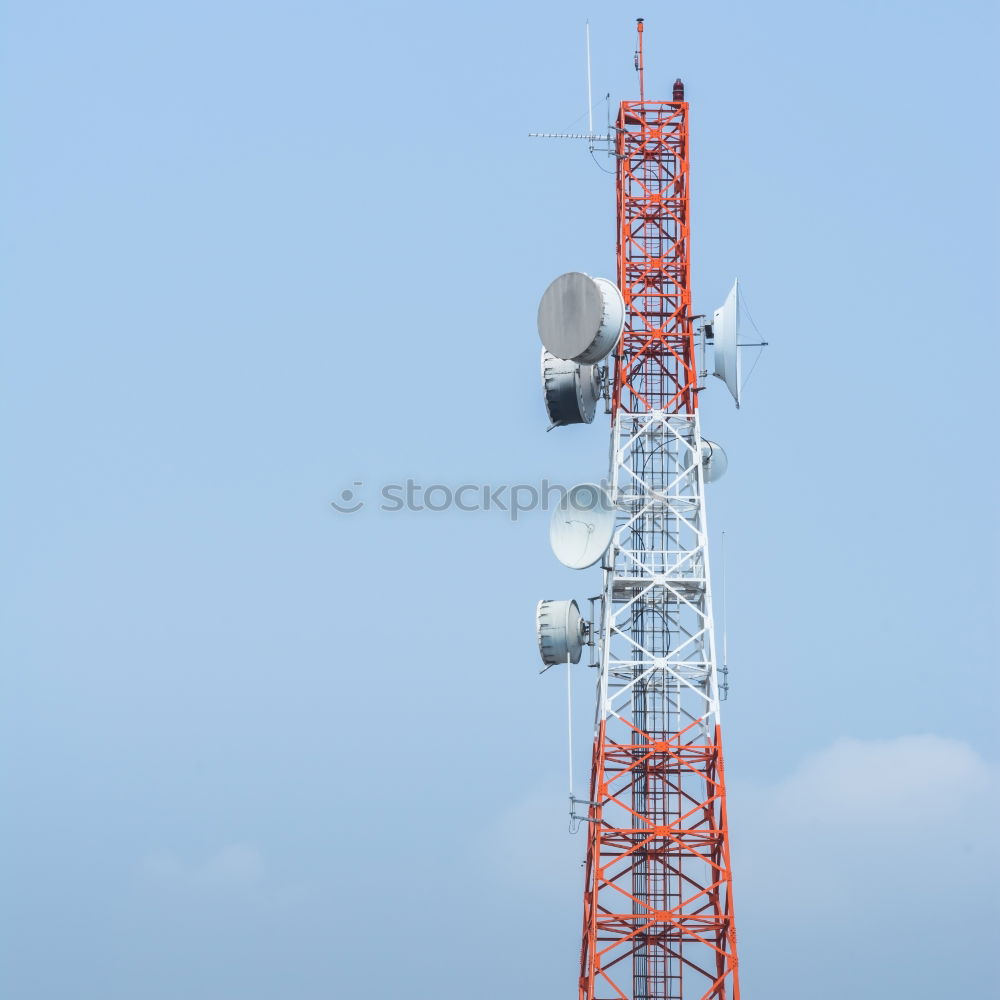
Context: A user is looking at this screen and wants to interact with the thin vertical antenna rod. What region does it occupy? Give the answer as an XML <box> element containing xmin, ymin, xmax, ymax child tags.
<box><xmin>634</xmin><ymin>17</ymin><xmax>645</xmax><ymax>102</ymax></box>
<box><xmin>566</xmin><ymin>653</ymin><xmax>574</xmax><ymax>811</ymax></box>
<box><xmin>722</xmin><ymin>530</ymin><xmax>729</xmax><ymax>692</ymax></box>
<box><xmin>586</xmin><ymin>21</ymin><xmax>594</xmax><ymax>133</ymax></box>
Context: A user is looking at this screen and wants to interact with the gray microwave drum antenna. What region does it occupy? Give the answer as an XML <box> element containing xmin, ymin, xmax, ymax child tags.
<box><xmin>541</xmin><ymin>349</ymin><xmax>600</xmax><ymax>426</ymax></box>
<box><xmin>712</xmin><ymin>278</ymin><xmax>741</xmax><ymax>408</ymax></box>
<box><xmin>536</xmin><ymin>599</ymin><xmax>586</xmax><ymax>666</ymax></box>
<box><xmin>699</xmin><ymin>438</ymin><xmax>728</xmax><ymax>483</ymax></box>
<box><xmin>550</xmin><ymin>483</ymin><xmax>617</xmax><ymax>570</ymax></box>
<box><xmin>537</xmin><ymin>272</ymin><xmax>625</xmax><ymax>364</ymax></box>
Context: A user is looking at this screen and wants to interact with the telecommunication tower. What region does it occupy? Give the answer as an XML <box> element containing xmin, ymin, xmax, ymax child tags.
<box><xmin>534</xmin><ymin>19</ymin><xmax>753</xmax><ymax>1000</ymax></box>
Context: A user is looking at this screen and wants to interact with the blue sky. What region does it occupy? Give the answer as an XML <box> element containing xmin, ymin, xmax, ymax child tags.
<box><xmin>2</xmin><ymin>2</ymin><xmax>997</xmax><ymax>998</ymax></box>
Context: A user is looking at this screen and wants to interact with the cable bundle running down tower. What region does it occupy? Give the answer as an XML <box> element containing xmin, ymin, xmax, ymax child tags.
<box><xmin>534</xmin><ymin>20</ymin><xmax>745</xmax><ymax>1000</ymax></box>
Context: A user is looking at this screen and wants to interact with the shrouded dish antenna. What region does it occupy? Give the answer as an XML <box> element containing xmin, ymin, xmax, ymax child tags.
<box><xmin>536</xmin><ymin>599</ymin><xmax>586</xmax><ymax>666</ymax></box>
<box><xmin>550</xmin><ymin>483</ymin><xmax>616</xmax><ymax>570</ymax></box>
<box><xmin>712</xmin><ymin>279</ymin><xmax>741</xmax><ymax>408</ymax></box>
<box><xmin>699</xmin><ymin>439</ymin><xmax>728</xmax><ymax>483</ymax></box>
<box><xmin>537</xmin><ymin>272</ymin><xmax>625</xmax><ymax>364</ymax></box>
<box><xmin>541</xmin><ymin>349</ymin><xmax>600</xmax><ymax>427</ymax></box>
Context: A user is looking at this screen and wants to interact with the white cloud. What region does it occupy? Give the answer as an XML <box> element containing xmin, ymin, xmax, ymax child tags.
<box><xmin>480</xmin><ymin>783</ymin><xmax>586</xmax><ymax>897</ymax></box>
<box><xmin>140</xmin><ymin>843</ymin><xmax>264</xmax><ymax>894</ymax></box>
<box><xmin>482</xmin><ymin>736</ymin><xmax>1000</xmax><ymax>998</ymax></box>
<box><xmin>729</xmin><ymin>735</ymin><xmax>1000</xmax><ymax>998</ymax></box>
<box><xmin>730</xmin><ymin>734</ymin><xmax>998</xmax><ymax>912</ymax></box>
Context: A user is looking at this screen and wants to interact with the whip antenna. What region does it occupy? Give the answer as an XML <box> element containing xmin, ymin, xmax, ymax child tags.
<box><xmin>586</xmin><ymin>21</ymin><xmax>594</xmax><ymax>134</ymax></box>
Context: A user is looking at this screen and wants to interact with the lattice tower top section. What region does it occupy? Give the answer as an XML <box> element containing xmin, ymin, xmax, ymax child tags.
<box><xmin>613</xmin><ymin>96</ymin><xmax>694</xmax><ymax>416</ymax></box>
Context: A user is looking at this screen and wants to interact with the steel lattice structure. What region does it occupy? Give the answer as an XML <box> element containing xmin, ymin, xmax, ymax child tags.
<box><xmin>578</xmin><ymin>23</ymin><xmax>741</xmax><ymax>1000</ymax></box>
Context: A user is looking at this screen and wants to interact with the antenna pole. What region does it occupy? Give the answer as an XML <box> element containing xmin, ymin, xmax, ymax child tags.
<box><xmin>566</xmin><ymin>653</ymin><xmax>574</xmax><ymax>812</ymax></box>
<box><xmin>635</xmin><ymin>18</ymin><xmax>645</xmax><ymax>102</ymax></box>
<box><xmin>722</xmin><ymin>530</ymin><xmax>729</xmax><ymax>694</ymax></box>
<box><xmin>585</xmin><ymin>21</ymin><xmax>594</xmax><ymax>134</ymax></box>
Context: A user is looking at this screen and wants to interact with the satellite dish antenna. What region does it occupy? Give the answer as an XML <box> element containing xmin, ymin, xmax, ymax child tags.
<box><xmin>712</xmin><ymin>279</ymin><xmax>741</xmax><ymax>408</ymax></box>
<box><xmin>537</xmin><ymin>272</ymin><xmax>625</xmax><ymax>364</ymax></box>
<box><xmin>541</xmin><ymin>349</ymin><xmax>600</xmax><ymax>427</ymax></box>
<box><xmin>698</xmin><ymin>439</ymin><xmax>728</xmax><ymax>483</ymax></box>
<box><xmin>536</xmin><ymin>599</ymin><xmax>587</xmax><ymax>666</ymax></box>
<box><xmin>550</xmin><ymin>483</ymin><xmax>616</xmax><ymax>570</ymax></box>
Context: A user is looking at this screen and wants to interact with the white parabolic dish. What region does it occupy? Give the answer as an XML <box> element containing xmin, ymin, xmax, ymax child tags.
<box><xmin>712</xmin><ymin>278</ymin><xmax>741</xmax><ymax>408</ymax></box>
<box><xmin>550</xmin><ymin>483</ymin><xmax>616</xmax><ymax>570</ymax></box>
<box><xmin>699</xmin><ymin>439</ymin><xmax>728</xmax><ymax>483</ymax></box>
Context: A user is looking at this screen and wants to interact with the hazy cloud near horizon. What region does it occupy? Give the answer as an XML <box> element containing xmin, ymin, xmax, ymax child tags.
<box><xmin>139</xmin><ymin>843</ymin><xmax>265</xmax><ymax>894</ymax></box>
<box><xmin>484</xmin><ymin>733</ymin><xmax>999</xmax><ymax>998</ymax></box>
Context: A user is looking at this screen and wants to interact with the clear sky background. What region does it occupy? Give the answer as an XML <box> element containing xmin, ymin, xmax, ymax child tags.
<box><xmin>2</xmin><ymin>2</ymin><xmax>997</xmax><ymax>998</ymax></box>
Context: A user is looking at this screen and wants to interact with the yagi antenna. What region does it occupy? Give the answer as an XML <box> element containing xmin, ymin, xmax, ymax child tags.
<box><xmin>527</xmin><ymin>22</ymin><xmax>613</xmax><ymax>153</ymax></box>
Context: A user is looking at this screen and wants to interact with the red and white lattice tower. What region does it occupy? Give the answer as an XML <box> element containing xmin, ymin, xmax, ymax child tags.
<box><xmin>541</xmin><ymin>21</ymin><xmax>743</xmax><ymax>1000</ymax></box>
